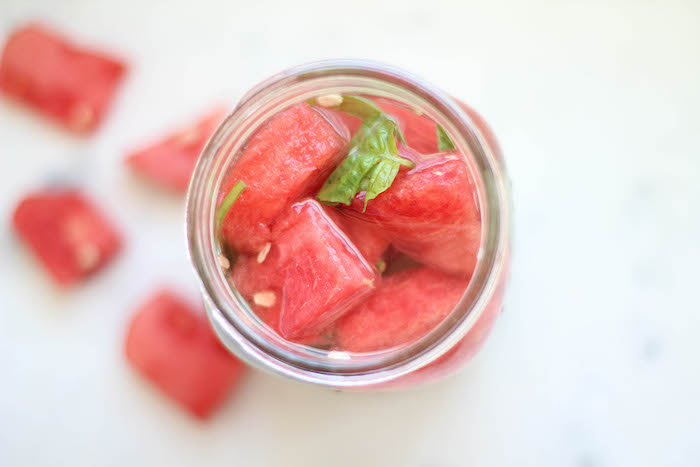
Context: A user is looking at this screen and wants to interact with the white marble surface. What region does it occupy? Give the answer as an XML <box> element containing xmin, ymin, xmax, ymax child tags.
<box><xmin>1</xmin><ymin>1</ymin><xmax>699</xmax><ymax>466</ymax></box>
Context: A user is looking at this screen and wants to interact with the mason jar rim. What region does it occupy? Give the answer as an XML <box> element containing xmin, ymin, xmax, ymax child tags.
<box><xmin>186</xmin><ymin>59</ymin><xmax>510</xmax><ymax>388</ymax></box>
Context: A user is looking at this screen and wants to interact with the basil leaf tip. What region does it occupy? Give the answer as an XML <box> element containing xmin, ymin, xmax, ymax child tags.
<box><xmin>216</xmin><ymin>180</ymin><xmax>246</xmax><ymax>231</ymax></box>
<box><xmin>436</xmin><ymin>124</ymin><xmax>456</xmax><ymax>151</ymax></box>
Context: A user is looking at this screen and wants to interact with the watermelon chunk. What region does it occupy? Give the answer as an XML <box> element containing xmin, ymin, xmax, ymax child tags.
<box><xmin>228</xmin><ymin>199</ymin><xmax>376</xmax><ymax>340</ymax></box>
<box><xmin>344</xmin><ymin>154</ymin><xmax>481</xmax><ymax>276</ymax></box>
<box><xmin>334</xmin><ymin>267</ymin><xmax>467</xmax><ymax>352</ymax></box>
<box><xmin>126</xmin><ymin>108</ymin><xmax>226</xmax><ymax>192</ymax></box>
<box><xmin>0</xmin><ymin>24</ymin><xmax>126</xmax><ymax>133</ymax></box>
<box><xmin>12</xmin><ymin>190</ymin><xmax>122</xmax><ymax>285</ymax></box>
<box><xmin>273</xmin><ymin>200</ymin><xmax>378</xmax><ymax>338</ymax></box>
<box><xmin>219</xmin><ymin>103</ymin><xmax>349</xmax><ymax>254</ymax></box>
<box><xmin>125</xmin><ymin>290</ymin><xmax>246</xmax><ymax>419</ymax></box>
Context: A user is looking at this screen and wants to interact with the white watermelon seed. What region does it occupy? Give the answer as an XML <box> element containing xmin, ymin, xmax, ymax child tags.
<box><xmin>257</xmin><ymin>243</ymin><xmax>271</xmax><ymax>263</ymax></box>
<box><xmin>316</xmin><ymin>94</ymin><xmax>343</xmax><ymax>108</ymax></box>
<box><xmin>253</xmin><ymin>291</ymin><xmax>276</xmax><ymax>307</ymax></box>
<box><xmin>217</xmin><ymin>253</ymin><xmax>230</xmax><ymax>269</ymax></box>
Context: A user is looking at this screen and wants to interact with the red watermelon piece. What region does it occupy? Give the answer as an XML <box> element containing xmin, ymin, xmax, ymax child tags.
<box><xmin>0</xmin><ymin>24</ymin><xmax>126</xmax><ymax>133</ymax></box>
<box><xmin>125</xmin><ymin>290</ymin><xmax>246</xmax><ymax>419</ymax></box>
<box><xmin>219</xmin><ymin>103</ymin><xmax>349</xmax><ymax>254</ymax></box>
<box><xmin>12</xmin><ymin>190</ymin><xmax>122</xmax><ymax>285</ymax></box>
<box><xmin>334</xmin><ymin>267</ymin><xmax>468</xmax><ymax>352</ymax></box>
<box><xmin>126</xmin><ymin>108</ymin><xmax>226</xmax><ymax>192</ymax></box>
<box><xmin>344</xmin><ymin>154</ymin><xmax>481</xmax><ymax>276</ymax></box>
<box><xmin>229</xmin><ymin>245</ymin><xmax>283</xmax><ymax>302</ymax></box>
<box><xmin>273</xmin><ymin>200</ymin><xmax>378</xmax><ymax>339</ymax></box>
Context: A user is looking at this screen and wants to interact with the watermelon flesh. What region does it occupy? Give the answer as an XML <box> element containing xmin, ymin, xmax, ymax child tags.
<box><xmin>125</xmin><ymin>290</ymin><xmax>246</xmax><ymax>419</ymax></box>
<box><xmin>219</xmin><ymin>103</ymin><xmax>349</xmax><ymax>254</ymax></box>
<box><xmin>334</xmin><ymin>267</ymin><xmax>468</xmax><ymax>352</ymax></box>
<box><xmin>344</xmin><ymin>154</ymin><xmax>481</xmax><ymax>276</ymax></box>
<box><xmin>126</xmin><ymin>108</ymin><xmax>226</xmax><ymax>192</ymax></box>
<box><xmin>228</xmin><ymin>245</ymin><xmax>284</xmax><ymax>334</ymax></box>
<box><xmin>272</xmin><ymin>199</ymin><xmax>377</xmax><ymax>339</ymax></box>
<box><xmin>0</xmin><ymin>24</ymin><xmax>126</xmax><ymax>133</ymax></box>
<box><xmin>229</xmin><ymin>199</ymin><xmax>377</xmax><ymax>340</ymax></box>
<box><xmin>12</xmin><ymin>190</ymin><xmax>122</xmax><ymax>285</ymax></box>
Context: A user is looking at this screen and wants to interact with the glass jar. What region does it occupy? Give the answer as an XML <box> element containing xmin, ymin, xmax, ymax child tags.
<box><xmin>186</xmin><ymin>60</ymin><xmax>511</xmax><ymax>389</ymax></box>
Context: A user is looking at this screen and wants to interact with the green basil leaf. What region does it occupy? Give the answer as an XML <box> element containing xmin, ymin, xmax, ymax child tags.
<box><xmin>317</xmin><ymin>152</ymin><xmax>381</xmax><ymax>205</ymax></box>
<box><xmin>336</xmin><ymin>95</ymin><xmax>383</xmax><ymax>120</ymax></box>
<box><xmin>216</xmin><ymin>180</ymin><xmax>246</xmax><ymax>232</ymax></box>
<box><xmin>363</xmin><ymin>158</ymin><xmax>401</xmax><ymax>210</ymax></box>
<box><xmin>436</xmin><ymin>124</ymin><xmax>456</xmax><ymax>151</ymax></box>
<box><xmin>339</xmin><ymin>95</ymin><xmax>408</xmax><ymax>147</ymax></box>
<box><xmin>317</xmin><ymin>97</ymin><xmax>414</xmax><ymax>208</ymax></box>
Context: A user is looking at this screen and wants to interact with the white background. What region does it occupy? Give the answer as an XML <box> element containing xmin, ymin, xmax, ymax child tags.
<box><xmin>1</xmin><ymin>1</ymin><xmax>699</xmax><ymax>466</ymax></box>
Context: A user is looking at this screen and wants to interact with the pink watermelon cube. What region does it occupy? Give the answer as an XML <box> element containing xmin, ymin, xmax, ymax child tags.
<box><xmin>334</xmin><ymin>267</ymin><xmax>468</xmax><ymax>352</ymax></box>
<box><xmin>219</xmin><ymin>103</ymin><xmax>349</xmax><ymax>254</ymax></box>
<box><xmin>229</xmin><ymin>199</ymin><xmax>377</xmax><ymax>340</ymax></box>
<box><xmin>126</xmin><ymin>108</ymin><xmax>226</xmax><ymax>192</ymax></box>
<box><xmin>273</xmin><ymin>200</ymin><xmax>378</xmax><ymax>338</ymax></box>
<box><xmin>344</xmin><ymin>154</ymin><xmax>481</xmax><ymax>276</ymax></box>
<box><xmin>0</xmin><ymin>24</ymin><xmax>126</xmax><ymax>133</ymax></box>
<box><xmin>12</xmin><ymin>190</ymin><xmax>122</xmax><ymax>285</ymax></box>
<box><xmin>125</xmin><ymin>290</ymin><xmax>246</xmax><ymax>419</ymax></box>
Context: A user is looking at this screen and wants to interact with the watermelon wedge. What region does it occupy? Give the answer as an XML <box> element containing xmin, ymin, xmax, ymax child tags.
<box><xmin>334</xmin><ymin>267</ymin><xmax>467</xmax><ymax>352</ymax></box>
<box><xmin>344</xmin><ymin>154</ymin><xmax>481</xmax><ymax>276</ymax></box>
<box><xmin>0</xmin><ymin>24</ymin><xmax>126</xmax><ymax>133</ymax></box>
<box><xmin>219</xmin><ymin>103</ymin><xmax>349</xmax><ymax>254</ymax></box>
<box><xmin>125</xmin><ymin>290</ymin><xmax>246</xmax><ymax>419</ymax></box>
<box><xmin>12</xmin><ymin>190</ymin><xmax>122</xmax><ymax>285</ymax></box>
<box><xmin>273</xmin><ymin>200</ymin><xmax>378</xmax><ymax>339</ymax></box>
<box><xmin>126</xmin><ymin>108</ymin><xmax>226</xmax><ymax>192</ymax></box>
<box><xmin>229</xmin><ymin>199</ymin><xmax>377</xmax><ymax>340</ymax></box>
